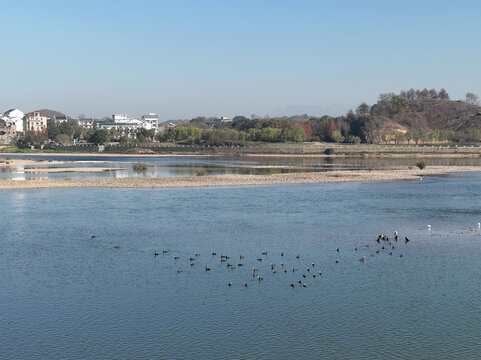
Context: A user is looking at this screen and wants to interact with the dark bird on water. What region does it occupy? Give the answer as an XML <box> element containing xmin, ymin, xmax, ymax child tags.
<box><xmin>336</xmin><ymin>258</ymin><xmax>339</xmax><ymax>263</ymax></box>
<box><xmin>228</xmin><ymin>282</ymin><xmax>232</xmax><ymax>287</ymax></box>
<box><xmin>244</xmin><ymin>283</ymin><xmax>248</xmax><ymax>288</ymax></box>
<box><xmin>296</xmin><ymin>254</ymin><xmax>300</xmax><ymax>259</ymax></box>
<box><xmin>262</xmin><ymin>251</ymin><xmax>268</xmax><ymax>255</ymax></box>
<box><xmin>211</xmin><ymin>252</ymin><xmax>217</xmax><ymax>256</ymax></box>
<box><xmin>162</xmin><ymin>250</ymin><xmax>168</xmax><ymax>254</ymax></box>
<box><xmin>257</xmin><ymin>258</ymin><xmax>262</xmax><ymax>262</ymax></box>
<box><xmin>405</xmin><ymin>237</ymin><xmax>410</xmax><ymax>243</ymax></box>
<box><xmin>290</xmin><ymin>283</ymin><xmax>295</xmax><ymax>288</ymax></box>
<box><xmin>336</xmin><ymin>248</ymin><xmax>340</xmax><ymax>252</ymax></box>
<box><xmin>91</xmin><ymin>235</ymin><xmax>96</xmax><ymax>239</ymax></box>
<box><xmin>154</xmin><ymin>252</ymin><xmax>159</xmax><ymax>256</ymax></box>
<box><xmin>173</xmin><ymin>256</ymin><xmax>179</xmax><ymax>260</ymax></box>
<box><xmin>205</xmin><ymin>266</ymin><xmax>211</xmax><ymax>271</ymax></box>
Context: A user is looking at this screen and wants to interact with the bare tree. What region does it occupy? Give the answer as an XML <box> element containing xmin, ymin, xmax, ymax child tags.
<box><xmin>356</xmin><ymin>102</ymin><xmax>370</xmax><ymax>116</ymax></box>
<box><xmin>465</xmin><ymin>92</ymin><xmax>479</xmax><ymax>105</ymax></box>
<box><xmin>438</xmin><ymin>88</ymin><xmax>450</xmax><ymax>100</ymax></box>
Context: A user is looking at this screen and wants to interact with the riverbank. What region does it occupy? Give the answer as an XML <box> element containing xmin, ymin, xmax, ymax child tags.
<box><xmin>0</xmin><ymin>166</ymin><xmax>480</xmax><ymax>190</ymax></box>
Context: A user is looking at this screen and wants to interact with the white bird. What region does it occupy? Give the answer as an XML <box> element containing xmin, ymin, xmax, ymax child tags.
<box><xmin>427</xmin><ymin>225</ymin><xmax>432</xmax><ymax>230</ymax></box>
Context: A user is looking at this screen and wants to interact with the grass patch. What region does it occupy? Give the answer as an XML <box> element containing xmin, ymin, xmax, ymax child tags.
<box><xmin>416</xmin><ymin>161</ymin><xmax>426</xmax><ymax>170</ymax></box>
<box><xmin>133</xmin><ymin>162</ymin><xmax>148</xmax><ymax>172</ymax></box>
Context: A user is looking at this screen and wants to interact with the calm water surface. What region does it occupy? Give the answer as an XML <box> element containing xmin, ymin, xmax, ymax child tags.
<box><xmin>2</xmin><ymin>154</ymin><xmax>481</xmax><ymax>180</ymax></box>
<box><xmin>1</xmin><ymin>173</ymin><xmax>481</xmax><ymax>359</ymax></box>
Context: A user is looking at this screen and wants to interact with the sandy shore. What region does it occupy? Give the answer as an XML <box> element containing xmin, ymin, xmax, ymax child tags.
<box><xmin>0</xmin><ymin>158</ymin><xmax>123</xmax><ymax>173</ymax></box>
<box><xmin>0</xmin><ymin>166</ymin><xmax>480</xmax><ymax>190</ymax></box>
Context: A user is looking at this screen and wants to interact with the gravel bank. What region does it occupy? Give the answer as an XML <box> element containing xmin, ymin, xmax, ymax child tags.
<box><xmin>0</xmin><ymin>166</ymin><xmax>480</xmax><ymax>190</ymax></box>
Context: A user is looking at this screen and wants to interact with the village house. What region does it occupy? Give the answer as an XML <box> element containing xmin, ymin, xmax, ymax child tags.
<box><xmin>2</xmin><ymin>108</ymin><xmax>25</xmax><ymax>133</ymax></box>
<box><xmin>76</xmin><ymin>117</ymin><xmax>95</xmax><ymax>129</ymax></box>
<box><xmin>24</xmin><ymin>111</ymin><xmax>48</xmax><ymax>133</ymax></box>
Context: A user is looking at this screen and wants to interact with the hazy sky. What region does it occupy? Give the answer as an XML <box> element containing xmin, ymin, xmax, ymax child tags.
<box><xmin>2</xmin><ymin>0</ymin><xmax>481</xmax><ymax>120</ymax></box>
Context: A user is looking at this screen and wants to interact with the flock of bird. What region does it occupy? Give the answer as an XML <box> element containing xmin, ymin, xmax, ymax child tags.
<box><xmin>151</xmin><ymin>230</ymin><xmax>415</xmax><ymax>289</ymax></box>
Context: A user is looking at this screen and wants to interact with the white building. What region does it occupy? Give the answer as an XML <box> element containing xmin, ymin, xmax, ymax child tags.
<box><xmin>141</xmin><ymin>113</ymin><xmax>159</xmax><ymax>130</ymax></box>
<box><xmin>219</xmin><ymin>116</ymin><xmax>232</xmax><ymax>123</ymax></box>
<box><xmin>96</xmin><ymin>113</ymin><xmax>155</xmax><ymax>132</ymax></box>
<box><xmin>2</xmin><ymin>108</ymin><xmax>24</xmax><ymax>132</ymax></box>
<box><xmin>77</xmin><ymin>118</ymin><xmax>94</xmax><ymax>129</ymax></box>
<box><xmin>112</xmin><ymin>114</ymin><xmax>128</xmax><ymax>122</ymax></box>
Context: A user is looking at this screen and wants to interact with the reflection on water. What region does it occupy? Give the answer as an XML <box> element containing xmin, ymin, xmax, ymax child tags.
<box><xmin>1</xmin><ymin>173</ymin><xmax>481</xmax><ymax>359</ymax></box>
<box><xmin>1</xmin><ymin>154</ymin><xmax>481</xmax><ymax>180</ymax></box>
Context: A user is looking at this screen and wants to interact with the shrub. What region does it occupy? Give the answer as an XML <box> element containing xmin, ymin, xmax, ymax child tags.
<box><xmin>324</xmin><ymin>148</ymin><xmax>335</xmax><ymax>155</ymax></box>
<box><xmin>416</xmin><ymin>161</ymin><xmax>426</xmax><ymax>170</ymax></box>
<box><xmin>133</xmin><ymin>162</ymin><xmax>147</xmax><ymax>172</ymax></box>
<box><xmin>196</xmin><ymin>170</ymin><xmax>206</xmax><ymax>176</ymax></box>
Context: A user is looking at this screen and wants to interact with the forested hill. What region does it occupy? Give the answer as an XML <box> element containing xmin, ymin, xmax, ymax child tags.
<box><xmin>349</xmin><ymin>90</ymin><xmax>481</xmax><ymax>143</ymax></box>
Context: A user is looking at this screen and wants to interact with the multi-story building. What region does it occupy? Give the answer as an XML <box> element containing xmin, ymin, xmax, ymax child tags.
<box><xmin>24</xmin><ymin>111</ymin><xmax>48</xmax><ymax>133</ymax></box>
<box><xmin>141</xmin><ymin>113</ymin><xmax>159</xmax><ymax>130</ymax></box>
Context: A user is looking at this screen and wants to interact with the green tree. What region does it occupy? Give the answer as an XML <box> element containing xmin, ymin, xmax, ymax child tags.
<box><xmin>330</xmin><ymin>130</ymin><xmax>345</xmax><ymax>143</ymax></box>
<box><xmin>89</xmin><ymin>129</ymin><xmax>110</xmax><ymax>145</ymax></box>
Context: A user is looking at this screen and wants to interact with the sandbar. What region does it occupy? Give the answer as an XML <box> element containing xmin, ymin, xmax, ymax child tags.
<box><xmin>0</xmin><ymin>166</ymin><xmax>480</xmax><ymax>190</ymax></box>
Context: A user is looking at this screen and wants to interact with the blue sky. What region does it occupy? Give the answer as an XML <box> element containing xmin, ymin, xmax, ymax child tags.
<box><xmin>2</xmin><ymin>0</ymin><xmax>481</xmax><ymax>120</ymax></box>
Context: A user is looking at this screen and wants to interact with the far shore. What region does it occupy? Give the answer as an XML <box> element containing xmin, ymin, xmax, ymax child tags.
<box><xmin>0</xmin><ymin>166</ymin><xmax>480</xmax><ymax>190</ymax></box>
<box><xmin>1</xmin><ymin>151</ymin><xmax>480</xmax><ymax>159</ymax></box>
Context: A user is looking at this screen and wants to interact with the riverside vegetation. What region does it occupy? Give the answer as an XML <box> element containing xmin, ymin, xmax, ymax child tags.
<box><xmin>13</xmin><ymin>88</ymin><xmax>481</xmax><ymax>149</ymax></box>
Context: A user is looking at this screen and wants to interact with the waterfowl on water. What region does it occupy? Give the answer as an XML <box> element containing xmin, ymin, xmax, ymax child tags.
<box><xmin>228</xmin><ymin>282</ymin><xmax>232</xmax><ymax>287</ymax></box>
<box><xmin>211</xmin><ymin>252</ymin><xmax>217</xmax><ymax>256</ymax></box>
<box><xmin>205</xmin><ymin>266</ymin><xmax>211</xmax><ymax>271</ymax></box>
<box><xmin>336</xmin><ymin>259</ymin><xmax>339</xmax><ymax>263</ymax></box>
<box><xmin>296</xmin><ymin>254</ymin><xmax>300</xmax><ymax>259</ymax></box>
<box><xmin>173</xmin><ymin>256</ymin><xmax>179</xmax><ymax>260</ymax></box>
<box><xmin>91</xmin><ymin>234</ymin><xmax>96</xmax><ymax>239</ymax></box>
<box><xmin>405</xmin><ymin>237</ymin><xmax>410</xmax><ymax>243</ymax></box>
<box><xmin>162</xmin><ymin>250</ymin><xmax>168</xmax><ymax>254</ymax></box>
<box><xmin>262</xmin><ymin>251</ymin><xmax>268</xmax><ymax>255</ymax></box>
<box><xmin>154</xmin><ymin>252</ymin><xmax>159</xmax><ymax>256</ymax></box>
<box><xmin>359</xmin><ymin>256</ymin><xmax>366</xmax><ymax>262</ymax></box>
<box><xmin>281</xmin><ymin>252</ymin><xmax>284</xmax><ymax>257</ymax></box>
<box><xmin>244</xmin><ymin>283</ymin><xmax>248</xmax><ymax>288</ymax></box>
<box><xmin>290</xmin><ymin>283</ymin><xmax>295</xmax><ymax>288</ymax></box>
<box><xmin>194</xmin><ymin>252</ymin><xmax>200</xmax><ymax>257</ymax></box>
<box><xmin>302</xmin><ymin>283</ymin><xmax>307</xmax><ymax>288</ymax></box>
